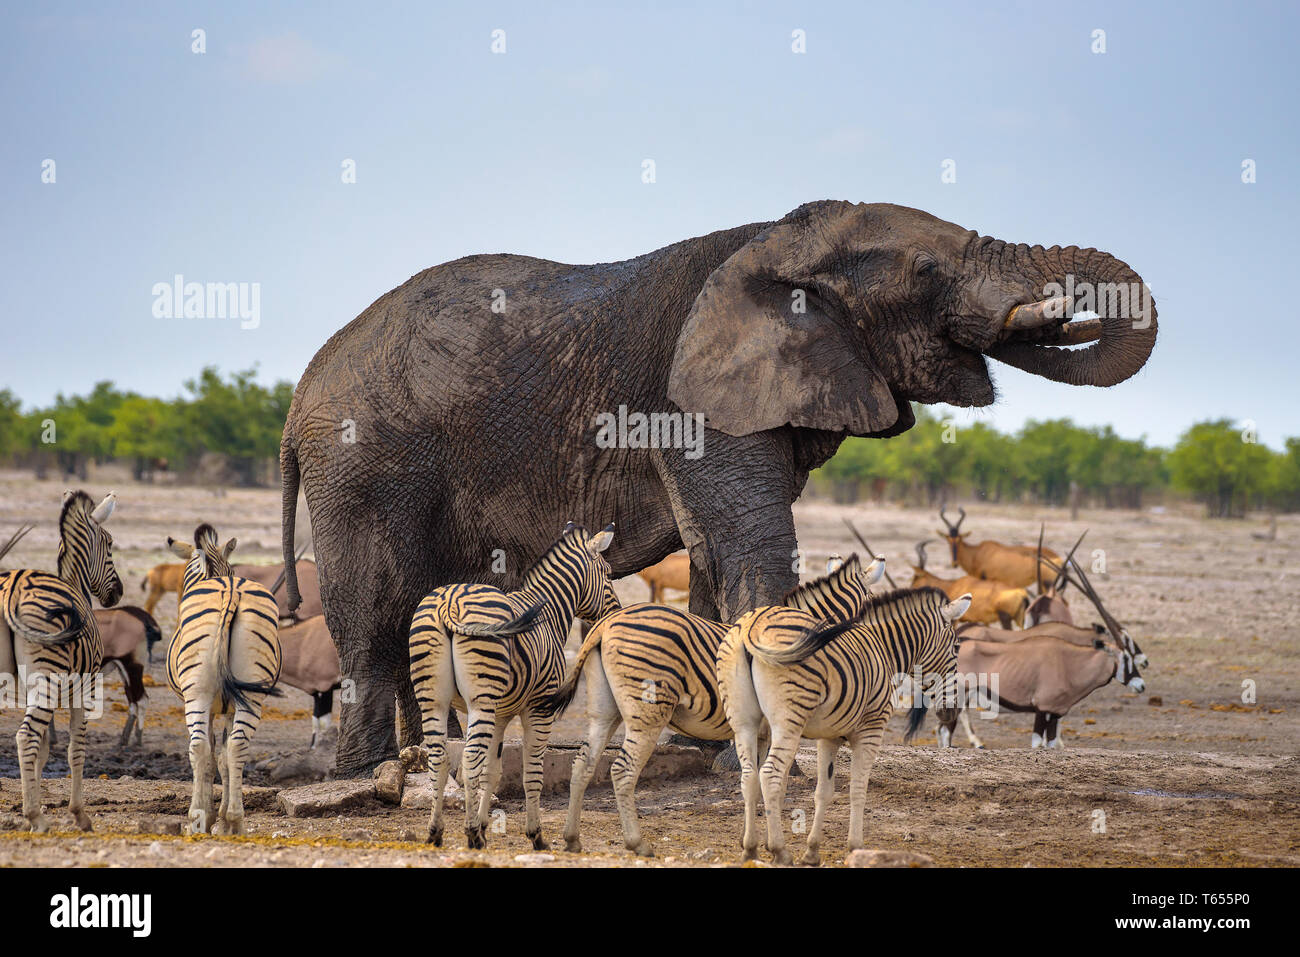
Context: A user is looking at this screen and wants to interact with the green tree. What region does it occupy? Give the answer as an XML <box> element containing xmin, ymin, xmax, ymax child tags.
<box><xmin>1167</xmin><ymin>419</ymin><xmax>1273</xmax><ymax>517</ymax></box>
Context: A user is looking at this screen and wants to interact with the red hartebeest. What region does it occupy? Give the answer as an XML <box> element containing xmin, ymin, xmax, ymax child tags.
<box><xmin>937</xmin><ymin>507</ymin><xmax>1061</xmax><ymax>589</ymax></box>
<box><xmin>909</xmin><ymin>542</ymin><xmax>1029</xmax><ymax>628</ymax></box>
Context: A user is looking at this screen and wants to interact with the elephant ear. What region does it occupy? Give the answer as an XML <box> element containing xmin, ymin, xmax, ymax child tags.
<box><xmin>667</xmin><ymin>216</ymin><xmax>903</xmax><ymax>438</ymax></box>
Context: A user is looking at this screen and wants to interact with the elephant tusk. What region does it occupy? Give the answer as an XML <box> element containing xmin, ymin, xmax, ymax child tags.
<box><xmin>1041</xmin><ymin>317</ymin><xmax>1103</xmax><ymax>346</ymax></box>
<box><xmin>1003</xmin><ymin>296</ymin><xmax>1074</xmax><ymax>333</ymax></box>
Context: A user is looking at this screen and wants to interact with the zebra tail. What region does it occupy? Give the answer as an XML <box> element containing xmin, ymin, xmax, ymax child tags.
<box><xmin>216</xmin><ymin>584</ymin><xmax>282</xmax><ymax>712</ymax></box>
<box><xmin>903</xmin><ymin>701</ymin><xmax>928</xmax><ymax>742</ymax></box>
<box><xmin>747</xmin><ymin>614</ymin><xmax>863</xmax><ymax>667</ymax></box>
<box><xmin>4</xmin><ymin>589</ymin><xmax>85</xmax><ymax>645</ymax></box>
<box><xmin>537</xmin><ymin>619</ymin><xmax>605</xmax><ymax>718</ymax></box>
<box><xmin>452</xmin><ymin>600</ymin><xmax>546</xmax><ymax>638</ymax></box>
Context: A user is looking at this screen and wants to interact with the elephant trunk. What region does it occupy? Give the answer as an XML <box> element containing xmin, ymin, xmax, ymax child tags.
<box><xmin>986</xmin><ymin>245</ymin><xmax>1157</xmax><ymax>387</ymax></box>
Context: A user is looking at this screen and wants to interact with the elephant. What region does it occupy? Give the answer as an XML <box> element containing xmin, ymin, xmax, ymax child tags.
<box><xmin>280</xmin><ymin>200</ymin><xmax>1157</xmax><ymax>775</ymax></box>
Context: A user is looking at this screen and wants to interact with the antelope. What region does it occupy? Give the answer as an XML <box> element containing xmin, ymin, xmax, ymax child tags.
<box><xmin>937</xmin><ymin>506</ymin><xmax>1061</xmax><ymax>588</ymax></box>
<box><xmin>141</xmin><ymin>561</ymin><xmax>186</xmax><ymax>616</ymax></box>
<box><xmin>276</xmin><ymin>615</ymin><xmax>342</xmax><ymax>748</ymax></box>
<box><xmin>636</xmin><ymin>552</ymin><xmax>689</xmax><ymax>603</ymax></box>
<box><xmin>92</xmin><ymin>606</ymin><xmax>161</xmax><ymax>747</ymax></box>
<box><xmin>938</xmin><ymin>633</ymin><xmax>1145</xmax><ymax>749</ymax></box>
<box><xmin>910</xmin><ymin>542</ymin><xmax>1029</xmax><ymax>628</ymax></box>
<box><xmin>1027</xmin><ymin>530</ymin><xmax>1087</xmax><ymax>626</ymax></box>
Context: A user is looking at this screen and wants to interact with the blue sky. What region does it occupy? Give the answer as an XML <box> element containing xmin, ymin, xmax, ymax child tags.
<box><xmin>2</xmin><ymin>1</ymin><xmax>1297</xmax><ymax>448</ymax></box>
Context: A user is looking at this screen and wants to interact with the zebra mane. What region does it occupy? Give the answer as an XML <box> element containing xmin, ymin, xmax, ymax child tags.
<box><xmin>851</xmin><ymin>585</ymin><xmax>949</xmax><ymax>621</ymax></box>
<box><xmin>194</xmin><ymin>523</ymin><xmax>218</xmax><ymax>548</ymax></box>
<box><xmin>783</xmin><ymin>554</ymin><xmax>863</xmax><ymax>606</ymax></box>
<box><xmin>520</xmin><ymin>526</ymin><xmax>587</xmax><ymax>589</ymax></box>
<box><xmin>59</xmin><ymin>490</ymin><xmax>94</xmax><ymax>530</ymax></box>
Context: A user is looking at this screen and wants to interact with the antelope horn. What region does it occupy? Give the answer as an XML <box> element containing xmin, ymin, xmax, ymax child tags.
<box><xmin>956</xmin><ymin>506</ymin><xmax>966</xmax><ymax>530</ymax></box>
<box><xmin>915</xmin><ymin>541</ymin><xmax>930</xmax><ymax>569</ymax></box>
<box><xmin>1069</xmin><ymin>557</ymin><xmax>1125</xmax><ymax>643</ymax></box>
<box><xmin>0</xmin><ymin>524</ymin><xmax>34</xmax><ymax>564</ymax></box>
<box><xmin>1054</xmin><ymin>529</ymin><xmax>1089</xmax><ymax>593</ymax></box>
<box><xmin>1002</xmin><ymin>296</ymin><xmax>1074</xmax><ymax>333</ymax></box>
<box><xmin>1035</xmin><ymin>524</ymin><xmax>1045</xmax><ymax>594</ymax></box>
<box><xmin>841</xmin><ymin>518</ymin><xmax>899</xmax><ymax>589</ymax></box>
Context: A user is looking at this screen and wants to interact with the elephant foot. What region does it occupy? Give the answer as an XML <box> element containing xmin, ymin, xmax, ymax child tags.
<box><xmin>465</xmin><ymin>825</ymin><xmax>486</xmax><ymax>850</ymax></box>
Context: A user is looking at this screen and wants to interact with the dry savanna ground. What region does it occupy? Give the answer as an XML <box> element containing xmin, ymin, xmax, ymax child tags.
<box><xmin>0</xmin><ymin>468</ymin><xmax>1296</xmax><ymax>867</ymax></box>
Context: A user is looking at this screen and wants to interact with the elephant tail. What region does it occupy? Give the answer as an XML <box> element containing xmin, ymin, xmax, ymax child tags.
<box><xmin>280</xmin><ymin>434</ymin><xmax>302</xmax><ymax>614</ymax></box>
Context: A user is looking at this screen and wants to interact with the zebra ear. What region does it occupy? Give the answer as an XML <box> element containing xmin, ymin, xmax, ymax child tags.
<box><xmin>223</xmin><ymin>538</ymin><xmax>238</xmax><ymax>560</ymax></box>
<box><xmin>91</xmin><ymin>491</ymin><xmax>116</xmax><ymax>524</ymax></box>
<box><xmin>587</xmin><ymin>524</ymin><xmax>615</xmax><ymax>555</ymax></box>
<box><xmin>167</xmin><ymin>538</ymin><xmax>193</xmax><ymax>560</ymax></box>
<box><xmin>63</xmin><ymin>490</ymin><xmax>75</xmax><ymax>505</ymax></box>
<box><xmin>826</xmin><ymin>554</ymin><xmax>844</xmax><ymax>574</ymax></box>
<box><xmin>942</xmin><ymin>594</ymin><xmax>972</xmax><ymax>621</ymax></box>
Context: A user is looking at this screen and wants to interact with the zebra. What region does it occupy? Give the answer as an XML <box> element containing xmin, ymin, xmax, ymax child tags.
<box><xmin>165</xmin><ymin>524</ymin><xmax>282</xmax><ymax>835</ymax></box>
<box><xmin>717</xmin><ymin>586</ymin><xmax>970</xmax><ymax>865</ymax></box>
<box><xmin>0</xmin><ymin>490</ymin><xmax>121</xmax><ymax>832</ymax></box>
<box><xmin>541</xmin><ymin>553</ymin><xmax>884</xmax><ymax>857</ymax></box>
<box><xmin>408</xmin><ymin>522</ymin><xmax>618</xmax><ymax>851</ymax></box>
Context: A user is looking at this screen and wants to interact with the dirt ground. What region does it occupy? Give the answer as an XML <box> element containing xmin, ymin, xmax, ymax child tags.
<box><xmin>1</xmin><ymin>469</ymin><xmax>1296</xmax><ymax>867</ymax></box>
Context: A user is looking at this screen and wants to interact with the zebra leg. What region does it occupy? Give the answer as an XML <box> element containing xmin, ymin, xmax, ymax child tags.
<box><xmin>563</xmin><ymin>661</ymin><xmax>622</xmax><ymax>853</ymax></box>
<box><xmin>213</xmin><ymin>716</ymin><xmax>231</xmax><ymax>830</ymax></box>
<box><xmin>758</xmin><ymin>725</ymin><xmax>802</xmax><ymax>866</ymax></box>
<box><xmin>610</xmin><ymin>703</ymin><xmax>674</xmax><ymax>857</ymax></box>
<box><xmin>220</xmin><ymin>703</ymin><xmax>262</xmax><ymax>835</ymax></box>
<box><xmin>461</xmin><ymin>707</ymin><xmax>497</xmax><ymax>849</ymax></box>
<box><xmin>520</xmin><ymin>710</ymin><xmax>554</xmax><ymax>850</ymax></box>
<box><xmin>846</xmin><ymin>724</ymin><xmax>885</xmax><ymax>853</ymax></box>
<box><xmin>801</xmin><ymin>737</ymin><xmax>839</xmax><ymax>867</ymax></box>
<box><xmin>66</xmin><ymin>706</ymin><xmax>92</xmax><ymax>831</ymax></box>
<box><xmin>36</xmin><ymin>718</ymin><xmax>52</xmax><ymax>775</ymax></box>
<box><xmin>16</xmin><ymin>705</ymin><xmax>54</xmax><ymax>832</ymax></box>
<box><xmin>185</xmin><ymin>708</ymin><xmax>214</xmax><ymax>834</ymax></box>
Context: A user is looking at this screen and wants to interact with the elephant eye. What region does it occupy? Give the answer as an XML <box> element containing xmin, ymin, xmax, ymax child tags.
<box><xmin>915</xmin><ymin>258</ymin><xmax>938</xmax><ymax>277</ymax></box>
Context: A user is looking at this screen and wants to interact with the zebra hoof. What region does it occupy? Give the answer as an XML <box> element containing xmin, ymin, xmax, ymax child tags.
<box><xmin>528</xmin><ymin>831</ymin><xmax>549</xmax><ymax>851</ymax></box>
<box><xmin>741</xmin><ymin>846</ymin><xmax>758</xmax><ymax>862</ymax></box>
<box><xmin>73</xmin><ymin>810</ymin><xmax>93</xmax><ymax>831</ymax></box>
<box><xmin>465</xmin><ymin>826</ymin><xmax>486</xmax><ymax>850</ymax></box>
<box><xmin>772</xmin><ymin>848</ymin><xmax>794</xmax><ymax>866</ymax></box>
<box><xmin>634</xmin><ymin>843</ymin><xmax>655</xmax><ymax>859</ymax></box>
<box><xmin>563</xmin><ymin>837</ymin><xmax>582</xmax><ymax>854</ymax></box>
<box><xmin>26</xmin><ymin>813</ymin><xmax>49</xmax><ymax>834</ymax></box>
<box><xmin>426</xmin><ymin>826</ymin><xmax>444</xmax><ymax>847</ymax></box>
<box><xmin>800</xmin><ymin>851</ymin><xmax>821</xmax><ymax>867</ymax></box>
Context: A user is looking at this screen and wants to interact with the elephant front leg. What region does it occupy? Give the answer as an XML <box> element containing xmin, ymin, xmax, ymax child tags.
<box><xmin>654</xmin><ymin>433</ymin><xmax>802</xmax><ymax>622</ymax></box>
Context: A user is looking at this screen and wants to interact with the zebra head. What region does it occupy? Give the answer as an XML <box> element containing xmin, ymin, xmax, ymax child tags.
<box><xmin>908</xmin><ymin>590</ymin><xmax>970</xmax><ymax>726</ymax></box>
<box><xmin>167</xmin><ymin>523</ymin><xmax>238</xmax><ymax>589</ymax></box>
<box><xmin>569</xmin><ymin>522</ymin><xmax>619</xmax><ymax>623</ymax></box>
<box><xmin>59</xmin><ymin>490</ymin><xmax>122</xmax><ymax>607</ymax></box>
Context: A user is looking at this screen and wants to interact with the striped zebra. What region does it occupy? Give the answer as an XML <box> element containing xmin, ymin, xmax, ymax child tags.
<box><xmin>165</xmin><ymin>524</ymin><xmax>282</xmax><ymax>835</ymax></box>
<box><xmin>542</xmin><ymin>553</ymin><xmax>884</xmax><ymax>857</ymax></box>
<box><xmin>0</xmin><ymin>490</ymin><xmax>120</xmax><ymax>833</ymax></box>
<box><xmin>717</xmin><ymin>586</ymin><xmax>970</xmax><ymax>865</ymax></box>
<box><xmin>408</xmin><ymin>522</ymin><xmax>618</xmax><ymax>851</ymax></box>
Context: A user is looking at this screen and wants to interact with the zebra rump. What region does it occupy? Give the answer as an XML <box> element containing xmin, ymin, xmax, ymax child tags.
<box><xmin>3</xmin><ymin>582</ymin><xmax>86</xmax><ymax>645</ymax></box>
<box><xmin>747</xmin><ymin>613</ymin><xmax>864</xmax><ymax>667</ymax></box>
<box><xmin>214</xmin><ymin>583</ymin><xmax>282</xmax><ymax>712</ymax></box>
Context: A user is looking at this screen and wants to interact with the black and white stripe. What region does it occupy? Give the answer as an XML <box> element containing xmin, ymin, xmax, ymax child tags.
<box><xmin>718</xmin><ymin>586</ymin><xmax>969</xmax><ymax>865</ymax></box>
<box><xmin>0</xmin><ymin>490</ymin><xmax>121</xmax><ymax>832</ymax></box>
<box><xmin>408</xmin><ymin>522</ymin><xmax>618</xmax><ymax>851</ymax></box>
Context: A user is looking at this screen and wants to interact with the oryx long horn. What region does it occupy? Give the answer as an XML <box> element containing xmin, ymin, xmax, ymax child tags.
<box><xmin>1003</xmin><ymin>296</ymin><xmax>1074</xmax><ymax>333</ymax></box>
<box><xmin>1069</xmin><ymin>556</ymin><xmax>1124</xmax><ymax>640</ymax></box>
<box><xmin>1036</xmin><ymin>524</ymin><xmax>1045</xmax><ymax>593</ymax></box>
<box><xmin>841</xmin><ymin>517</ymin><xmax>899</xmax><ymax>589</ymax></box>
<box><xmin>1054</xmin><ymin>529</ymin><xmax>1089</xmax><ymax>593</ymax></box>
<box><xmin>0</xmin><ymin>523</ymin><xmax>34</xmax><ymax>564</ymax></box>
<box><xmin>915</xmin><ymin>541</ymin><xmax>931</xmax><ymax>569</ymax></box>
